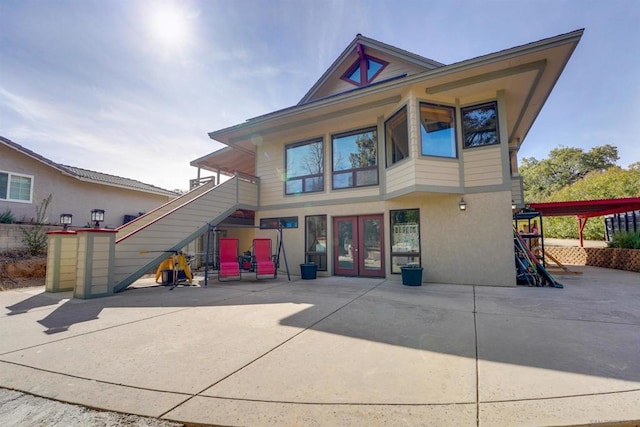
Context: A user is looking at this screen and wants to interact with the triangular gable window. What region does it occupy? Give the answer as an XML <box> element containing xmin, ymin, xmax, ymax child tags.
<box><xmin>341</xmin><ymin>44</ymin><xmax>388</xmax><ymax>87</ymax></box>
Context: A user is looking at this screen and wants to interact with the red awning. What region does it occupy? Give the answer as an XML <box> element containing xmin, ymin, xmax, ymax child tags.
<box><xmin>529</xmin><ymin>197</ymin><xmax>640</xmax><ymax>219</ymax></box>
<box><xmin>528</xmin><ymin>197</ymin><xmax>640</xmax><ymax>247</ymax></box>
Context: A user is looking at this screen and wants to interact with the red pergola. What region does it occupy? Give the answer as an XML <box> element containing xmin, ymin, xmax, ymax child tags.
<box><xmin>529</xmin><ymin>197</ymin><xmax>640</xmax><ymax>247</ymax></box>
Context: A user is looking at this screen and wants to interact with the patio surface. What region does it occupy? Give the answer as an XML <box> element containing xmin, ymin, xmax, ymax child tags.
<box><xmin>1</xmin><ymin>266</ymin><xmax>639</xmax><ymax>426</ymax></box>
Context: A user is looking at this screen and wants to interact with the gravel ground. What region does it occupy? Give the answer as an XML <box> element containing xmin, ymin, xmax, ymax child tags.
<box><xmin>0</xmin><ymin>388</ymin><xmax>184</xmax><ymax>427</ymax></box>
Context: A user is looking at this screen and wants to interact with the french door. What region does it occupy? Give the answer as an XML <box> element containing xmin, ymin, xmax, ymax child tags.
<box><xmin>333</xmin><ymin>214</ymin><xmax>385</xmax><ymax>277</ymax></box>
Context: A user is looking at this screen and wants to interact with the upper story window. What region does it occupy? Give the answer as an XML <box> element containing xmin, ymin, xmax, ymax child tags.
<box><xmin>285</xmin><ymin>139</ymin><xmax>324</xmax><ymax>195</ymax></box>
<box><xmin>341</xmin><ymin>44</ymin><xmax>388</xmax><ymax>87</ymax></box>
<box><xmin>332</xmin><ymin>127</ymin><xmax>378</xmax><ymax>189</ymax></box>
<box><xmin>420</xmin><ymin>103</ymin><xmax>457</xmax><ymax>158</ymax></box>
<box><xmin>462</xmin><ymin>101</ymin><xmax>500</xmax><ymax>148</ymax></box>
<box><xmin>0</xmin><ymin>171</ymin><xmax>33</xmax><ymax>203</ymax></box>
<box><xmin>385</xmin><ymin>106</ymin><xmax>409</xmax><ymax>166</ymax></box>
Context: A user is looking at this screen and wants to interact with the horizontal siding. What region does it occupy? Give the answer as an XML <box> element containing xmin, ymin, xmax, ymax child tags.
<box><xmin>463</xmin><ymin>147</ymin><xmax>503</xmax><ymax>187</ymax></box>
<box><xmin>113</xmin><ymin>176</ymin><xmax>258</xmax><ymax>285</ymax></box>
<box><xmin>415</xmin><ymin>159</ymin><xmax>460</xmax><ymax>187</ymax></box>
<box><xmin>386</xmin><ymin>161</ymin><xmax>416</xmax><ymax>194</ymax></box>
<box><xmin>511</xmin><ymin>176</ymin><xmax>524</xmax><ymax>205</ymax></box>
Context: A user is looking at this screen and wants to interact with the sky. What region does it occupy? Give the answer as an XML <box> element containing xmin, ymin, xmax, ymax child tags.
<box><xmin>1</xmin><ymin>0</ymin><xmax>639</xmax><ymax>192</ymax></box>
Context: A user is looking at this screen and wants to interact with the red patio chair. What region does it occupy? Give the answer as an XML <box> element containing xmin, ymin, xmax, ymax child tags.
<box><xmin>253</xmin><ymin>238</ymin><xmax>276</xmax><ymax>279</ymax></box>
<box><xmin>219</xmin><ymin>238</ymin><xmax>241</xmax><ymax>281</ymax></box>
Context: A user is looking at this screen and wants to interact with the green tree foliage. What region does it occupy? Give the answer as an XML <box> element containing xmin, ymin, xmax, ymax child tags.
<box><xmin>349</xmin><ymin>132</ymin><xmax>377</xmax><ymax>168</ymax></box>
<box><xmin>520</xmin><ymin>144</ymin><xmax>619</xmax><ymax>202</ymax></box>
<box><xmin>541</xmin><ymin>167</ymin><xmax>640</xmax><ymax>240</ymax></box>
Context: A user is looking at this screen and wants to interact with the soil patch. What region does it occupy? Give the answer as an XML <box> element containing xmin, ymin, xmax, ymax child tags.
<box><xmin>0</xmin><ymin>255</ymin><xmax>47</xmax><ymax>291</ymax></box>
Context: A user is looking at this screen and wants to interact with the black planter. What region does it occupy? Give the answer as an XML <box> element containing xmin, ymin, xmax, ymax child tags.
<box><xmin>300</xmin><ymin>263</ymin><xmax>317</xmax><ymax>280</ymax></box>
<box><xmin>401</xmin><ymin>266</ymin><xmax>423</xmax><ymax>286</ymax></box>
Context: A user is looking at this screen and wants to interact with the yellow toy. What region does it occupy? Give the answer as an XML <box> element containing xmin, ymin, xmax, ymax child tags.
<box><xmin>152</xmin><ymin>251</ymin><xmax>193</xmax><ymax>285</ymax></box>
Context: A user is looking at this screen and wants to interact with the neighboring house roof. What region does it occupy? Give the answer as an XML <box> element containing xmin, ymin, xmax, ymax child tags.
<box><xmin>0</xmin><ymin>136</ymin><xmax>178</xmax><ymax>197</ymax></box>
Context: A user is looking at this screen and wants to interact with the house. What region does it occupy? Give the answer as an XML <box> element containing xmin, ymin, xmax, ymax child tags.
<box><xmin>190</xmin><ymin>30</ymin><xmax>584</xmax><ymax>286</ymax></box>
<box><xmin>1</xmin><ymin>136</ymin><xmax>177</xmax><ymax>232</ymax></box>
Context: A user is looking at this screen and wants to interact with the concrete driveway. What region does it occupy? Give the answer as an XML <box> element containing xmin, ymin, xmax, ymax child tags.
<box><xmin>1</xmin><ymin>266</ymin><xmax>639</xmax><ymax>426</ymax></box>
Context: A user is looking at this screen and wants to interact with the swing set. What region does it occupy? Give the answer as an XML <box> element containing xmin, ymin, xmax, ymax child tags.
<box><xmin>203</xmin><ymin>223</ymin><xmax>290</xmax><ymax>286</ymax></box>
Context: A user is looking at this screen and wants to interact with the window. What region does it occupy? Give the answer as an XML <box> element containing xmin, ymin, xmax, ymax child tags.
<box><xmin>385</xmin><ymin>106</ymin><xmax>409</xmax><ymax>166</ymax></box>
<box><xmin>462</xmin><ymin>101</ymin><xmax>499</xmax><ymax>148</ymax></box>
<box><xmin>260</xmin><ymin>217</ymin><xmax>299</xmax><ymax>229</ymax></box>
<box><xmin>0</xmin><ymin>171</ymin><xmax>33</xmax><ymax>202</ymax></box>
<box><xmin>332</xmin><ymin>127</ymin><xmax>378</xmax><ymax>189</ymax></box>
<box><xmin>420</xmin><ymin>103</ymin><xmax>457</xmax><ymax>158</ymax></box>
<box><xmin>341</xmin><ymin>54</ymin><xmax>388</xmax><ymax>86</ymax></box>
<box><xmin>305</xmin><ymin>215</ymin><xmax>327</xmax><ymax>271</ymax></box>
<box><xmin>285</xmin><ymin>139</ymin><xmax>324</xmax><ymax>195</ymax></box>
<box><xmin>390</xmin><ymin>209</ymin><xmax>420</xmax><ymax>273</ymax></box>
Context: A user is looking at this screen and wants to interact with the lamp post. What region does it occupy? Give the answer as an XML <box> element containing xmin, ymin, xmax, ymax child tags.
<box><xmin>60</xmin><ymin>213</ymin><xmax>73</xmax><ymax>231</ymax></box>
<box><xmin>91</xmin><ymin>209</ymin><xmax>105</xmax><ymax>228</ymax></box>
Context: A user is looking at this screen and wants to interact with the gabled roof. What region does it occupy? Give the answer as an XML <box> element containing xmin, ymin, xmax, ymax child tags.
<box><xmin>198</xmin><ymin>30</ymin><xmax>583</xmax><ymax>177</ymax></box>
<box><xmin>0</xmin><ymin>136</ymin><xmax>177</xmax><ymax>197</ymax></box>
<box><xmin>298</xmin><ymin>33</ymin><xmax>444</xmax><ymax>105</ymax></box>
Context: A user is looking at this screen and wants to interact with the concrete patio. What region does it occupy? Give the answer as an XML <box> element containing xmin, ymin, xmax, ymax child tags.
<box><xmin>1</xmin><ymin>266</ymin><xmax>639</xmax><ymax>426</ymax></box>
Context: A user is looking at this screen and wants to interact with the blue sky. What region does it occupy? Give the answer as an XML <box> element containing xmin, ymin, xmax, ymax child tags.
<box><xmin>1</xmin><ymin>0</ymin><xmax>638</xmax><ymax>191</ymax></box>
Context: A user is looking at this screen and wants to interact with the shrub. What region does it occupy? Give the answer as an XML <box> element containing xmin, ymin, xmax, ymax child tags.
<box><xmin>0</xmin><ymin>209</ymin><xmax>15</xmax><ymax>224</ymax></box>
<box><xmin>608</xmin><ymin>231</ymin><xmax>640</xmax><ymax>249</ymax></box>
<box><xmin>20</xmin><ymin>194</ymin><xmax>52</xmax><ymax>256</ymax></box>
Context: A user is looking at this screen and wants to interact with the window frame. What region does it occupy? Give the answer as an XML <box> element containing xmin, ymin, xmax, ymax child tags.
<box><xmin>260</xmin><ymin>217</ymin><xmax>299</xmax><ymax>229</ymax></box>
<box><xmin>305</xmin><ymin>215</ymin><xmax>327</xmax><ymax>271</ymax></box>
<box><xmin>390</xmin><ymin>209</ymin><xmax>421</xmax><ymax>274</ymax></box>
<box><xmin>284</xmin><ymin>138</ymin><xmax>324</xmax><ymax>195</ymax></box>
<box><xmin>331</xmin><ymin>126</ymin><xmax>379</xmax><ymax>190</ymax></box>
<box><xmin>0</xmin><ymin>170</ymin><xmax>33</xmax><ymax>203</ymax></box>
<box><xmin>461</xmin><ymin>101</ymin><xmax>500</xmax><ymax>149</ymax></box>
<box><xmin>419</xmin><ymin>102</ymin><xmax>458</xmax><ymax>159</ymax></box>
<box><xmin>340</xmin><ymin>53</ymin><xmax>388</xmax><ymax>87</ymax></box>
<box><xmin>384</xmin><ymin>105</ymin><xmax>409</xmax><ymax>167</ymax></box>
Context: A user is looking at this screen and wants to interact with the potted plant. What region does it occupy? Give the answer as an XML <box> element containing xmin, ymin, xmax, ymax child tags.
<box><xmin>400</xmin><ymin>263</ymin><xmax>423</xmax><ymax>286</ymax></box>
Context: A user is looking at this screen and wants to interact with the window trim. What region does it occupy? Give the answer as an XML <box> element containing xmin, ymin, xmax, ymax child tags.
<box><xmin>0</xmin><ymin>170</ymin><xmax>34</xmax><ymax>203</ymax></box>
<box><xmin>259</xmin><ymin>216</ymin><xmax>299</xmax><ymax>229</ymax></box>
<box><xmin>331</xmin><ymin>126</ymin><xmax>379</xmax><ymax>190</ymax></box>
<box><xmin>284</xmin><ymin>138</ymin><xmax>324</xmax><ymax>195</ymax></box>
<box><xmin>389</xmin><ymin>208</ymin><xmax>421</xmax><ymax>274</ymax></box>
<box><xmin>419</xmin><ymin>102</ymin><xmax>458</xmax><ymax>159</ymax></box>
<box><xmin>305</xmin><ymin>214</ymin><xmax>328</xmax><ymax>271</ymax></box>
<box><xmin>461</xmin><ymin>101</ymin><xmax>500</xmax><ymax>149</ymax></box>
<box><xmin>340</xmin><ymin>53</ymin><xmax>389</xmax><ymax>87</ymax></box>
<box><xmin>384</xmin><ymin>105</ymin><xmax>410</xmax><ymax>168</ymax></box>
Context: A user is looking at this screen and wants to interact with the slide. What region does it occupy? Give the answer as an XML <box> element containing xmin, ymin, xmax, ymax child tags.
<box><xmin>513</xmin><ymin>227</ymin><xmax>564</xmax><ymax>289</ymax></box>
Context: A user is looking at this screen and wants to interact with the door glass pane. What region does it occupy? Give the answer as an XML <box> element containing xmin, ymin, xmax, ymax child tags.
<box><xmin>362</xmin><ymin>218</ymin><xmax>381</xmax><ymax>271</ymax></box>
<box><xmin>337</xmin><ymin>220</ymin><xmax>354</xmax><ymax>270</ymax></box>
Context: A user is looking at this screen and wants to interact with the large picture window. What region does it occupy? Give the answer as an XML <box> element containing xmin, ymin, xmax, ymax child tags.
<box><xmin>420</xmin><ymin>103</ymin><xmax>457</xmax><ymax>158</ymax></box>
<box><xmin>385</xmin><ymin>106</ymin><xmax>409</xmax><ymax>166</ymax></box>
<box><xmin>462</xmin><ymin>101</ymin><xmax>499</xmax><ymax>148</ymax></box>
<box><xmin>332</xmin><ymin>127</ymin><xmax>378</xmax><ymax>189</ymax></box>
<box><xmin>305</xmin><ymin>215</ymin><xmax>327</xmax><ymax>271</ymax></box>
<box><xmin>285</xmin><ymin>139</ymin><xmax>324</xmax><ymax>195</ymax></box>
<box><xmin>390</xmin><ymin>209</ymin><xmax>420</xmax><ymax>273</ymax></box>
<box><xmin>0</xmin><ymin>171</ymin><xmax>33</xmax><ymax>202</ymax></box>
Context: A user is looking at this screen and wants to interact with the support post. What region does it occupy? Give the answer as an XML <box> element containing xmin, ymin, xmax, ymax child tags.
<box><xmin>74</xmin><ymin>229</ymin><xmax>116</xmax><ymax>299</ymax></box>
<box><xmin>45</xmin><ymin>231</ymin><xmax>78</xmax><ymax>292</ymax></box>
<box><xmin>578</xmin><ymin>216</ymin><xmax>589</xmax><ymax>248</ymax></box>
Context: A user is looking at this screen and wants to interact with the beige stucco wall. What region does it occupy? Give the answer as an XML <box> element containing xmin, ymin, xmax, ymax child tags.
<box><xmin>1</xmin><ymin>145</ymin><xmax>173</xmax><ymax>228</ymax></box>
<box><xmin>255</xmin><ymin>189</ymin><xmax>516</xmax><ymax>286</ymax></box>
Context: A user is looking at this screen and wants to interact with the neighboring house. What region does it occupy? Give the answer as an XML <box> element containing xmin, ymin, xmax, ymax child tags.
<box><xmin>190</xmin><ymin>30</ymin><xmax>583</xmax><ymax>287</ymax></box>
<box><xmin>0</xmin><ymin>136</ymin><xmax>178</xmax><ymax>229</ymax></box>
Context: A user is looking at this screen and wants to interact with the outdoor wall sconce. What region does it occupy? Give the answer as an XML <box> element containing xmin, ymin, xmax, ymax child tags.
<box><xmin>60</xmin><ymin>213</ymin><xmax>72</xmax><ymax>231</ymax></box>
<box><xmin>459</xmin><ymin>197</ymin><xmax>467</xmax><ymax>211</ymax></box>
<box><xmin>90</xmin><ymin>209</ymin><xmax>105</xmax><ymax>228</ymax></box>
<box><xmin>511</xmin><ymin>200</ymin><xmax>517</xmax><ymax>210</ymax></box>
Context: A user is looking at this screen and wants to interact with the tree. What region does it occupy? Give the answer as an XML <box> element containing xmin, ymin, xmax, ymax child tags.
<box><xmin>349</xmin><ymin>132</ymin><xmax>377</xmax><ymax>168</ymax></box>
<box><xmin>520</xmin><ymin>144</ymin><xmax>619</xmax><ymax>202</ymax></box>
